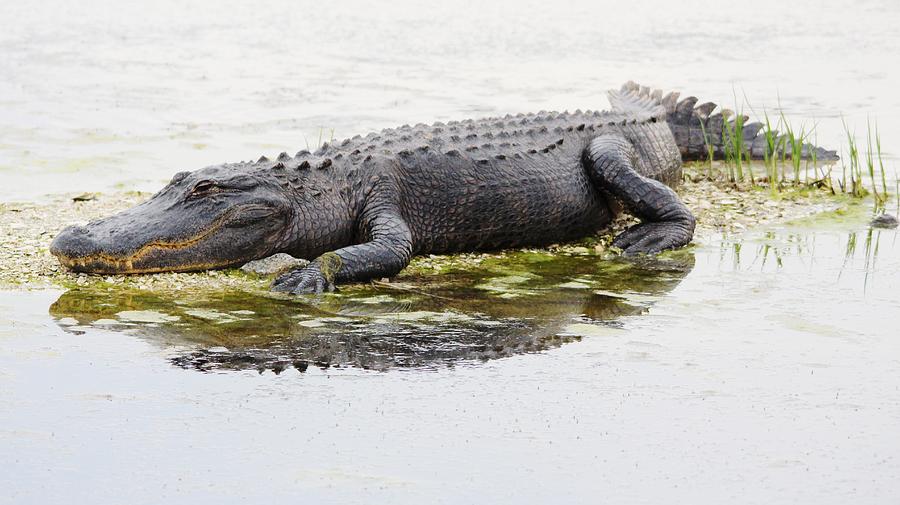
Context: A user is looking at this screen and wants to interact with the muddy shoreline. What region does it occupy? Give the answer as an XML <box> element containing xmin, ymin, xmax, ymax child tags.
<box><xmin>0</xmin><ymin>172</ymin><xmax>850</xmax><ymax>291</ymax></box>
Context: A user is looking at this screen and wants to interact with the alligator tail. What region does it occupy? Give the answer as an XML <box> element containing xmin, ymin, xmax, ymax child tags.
<box><xmin>618</xmin><ymin>81</ymin><xmax>839</xmax><ymax>162</ymax></box>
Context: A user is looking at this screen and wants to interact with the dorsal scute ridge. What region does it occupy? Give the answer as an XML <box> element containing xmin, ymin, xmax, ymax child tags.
<box><xmin>274</xmin><ymin>88</ymin><xmax>674</xmax><ymax>167</ymax></box>
<box><xmin>608</xmin><ymin>80</ymin><xmax>675</xmax><ymax>121</ymax></box>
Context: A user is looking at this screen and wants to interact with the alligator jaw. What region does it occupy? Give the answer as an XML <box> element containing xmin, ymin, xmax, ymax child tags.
<box><xmin>52</xmin><ymin>247</ymin><xmax>247</xmax><ymax>274</ymax></box>
<box><xmin>50</xmin><ymin>200</ymin><xmax>279</xmax><ymax>274</ymax></box>
<box><xmin>54</xmin><ymin>254</ymin><xmax>134</xmax><ymax>274</ymax></box>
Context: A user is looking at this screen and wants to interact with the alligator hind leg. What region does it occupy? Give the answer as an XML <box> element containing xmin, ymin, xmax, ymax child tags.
<box><xmin>584</xmin><ymin>134</ymin><xmax>695</xmax><ymax>254</ymax></box>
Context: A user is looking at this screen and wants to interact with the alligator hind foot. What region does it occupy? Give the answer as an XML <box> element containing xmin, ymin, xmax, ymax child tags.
<box><xmin>584</xmin><ymin>134</ymin><xmax>695</xmax><ymax>255</ymax></box>
<box><xmin>610</xmin><ymin>221</ymin><xmax>693</xmax><ymax>254</ymax></box>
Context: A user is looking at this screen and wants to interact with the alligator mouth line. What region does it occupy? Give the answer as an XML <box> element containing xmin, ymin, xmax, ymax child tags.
<box><xmin>55</xmin><ymin>256</ymin><xmax>250</xmax><ymax>274</ymax></box>
<box><xmin>53</xmin><ymin>204</ymin><xmax>271</xmax><ymax>274</ymax></box>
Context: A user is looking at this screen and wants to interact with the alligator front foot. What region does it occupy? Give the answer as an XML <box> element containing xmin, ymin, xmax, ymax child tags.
<box><xmin>612</xmin><ymin>220</ymin><xmax>694</xmax><ymax>255</ymax></box>
<box><xmin>271</xmin><ymin>261</ymin><xmax>336</xmax><ymax>294</ymax></box>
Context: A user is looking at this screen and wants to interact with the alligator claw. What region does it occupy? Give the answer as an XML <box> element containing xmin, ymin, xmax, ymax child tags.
<box><xmin>612</xmin><ymin>221</ymin><xmax>694</xmax><ymax>255</ymax></box>
<box><xmin>271</xmin><ymin>265</ymin><xmax>335</xmax><ymax>294</ymax></box>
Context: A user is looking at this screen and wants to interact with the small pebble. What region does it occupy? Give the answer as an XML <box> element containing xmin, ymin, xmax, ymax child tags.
<box><xmin>240</xmin><ymin>253</ymin><xmax>308</xmax><ymax>276</ymax></box>
<box><xmin>871</xmin><ymin>213</ymin><xmax>899</xmax><ymax>229</ymax></box>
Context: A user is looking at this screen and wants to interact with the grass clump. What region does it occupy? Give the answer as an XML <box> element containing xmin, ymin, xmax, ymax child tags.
<box><xmin>698</xmin><ymin>93</ymin><xmax>894</xmax><ymax>215</ymax></box>
<box><xmin>838</xmin><ymin>118</ymin><xmax>893</xmax><ymax>213</ymax></box>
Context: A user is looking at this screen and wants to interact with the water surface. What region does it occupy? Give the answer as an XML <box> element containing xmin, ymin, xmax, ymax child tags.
<box><xmin>3</xmin><ymin>208</ymin><xmax>899</xmax><ymax>504</ymax></box>
<box><xmin>1</xmin><ymin>1</ymin><xmax>900</xmax><ymax>503</ymax></box>
<box><xmin>1</xmin><ymin>0</ymin><xmax>898</xmax><ymax>201</ymax></box>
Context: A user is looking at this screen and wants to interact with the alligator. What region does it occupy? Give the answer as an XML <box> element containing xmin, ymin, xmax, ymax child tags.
<box><xmin>50</xmin><ymin>82</ymin><xmax>837</xmax><ymax>293</ymax></box>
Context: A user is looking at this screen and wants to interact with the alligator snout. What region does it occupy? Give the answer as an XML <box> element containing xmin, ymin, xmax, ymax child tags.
<box><xmin>50</xmin><ymin>224</ymin><xmax>144</xmax><ymax>273</ymax></box>
<box><xmin>50</xmin><ymin>225</ymin><xmax>110</xmax><ymax>270</ymax></box>
<box><xmin>51</xmin><ymin>225</ymin><xmax>95</xmax><ymax>258</ymax></box>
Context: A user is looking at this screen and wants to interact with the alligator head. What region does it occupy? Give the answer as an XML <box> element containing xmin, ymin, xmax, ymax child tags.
<box><xmin>50</xmin><ymin>164</ymin><xmax>294</xmax><ymax>274</ymax></box>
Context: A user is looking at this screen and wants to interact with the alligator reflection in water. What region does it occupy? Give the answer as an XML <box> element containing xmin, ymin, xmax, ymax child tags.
<box><xmin>49</xmin><ymin>251</ymin><xmax>695</xmax><ymax>373</ymax></box>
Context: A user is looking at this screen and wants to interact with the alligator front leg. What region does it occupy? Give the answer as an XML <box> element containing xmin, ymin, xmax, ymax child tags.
<box><xmin>271</xmin><ymin>209</ymin><xmax>413</xmax><ymax>294</ymax></box>
<box><xmin>584</xmin><ymin>135</ymin><xmax>695</xmax><ymax>254</ymax></box>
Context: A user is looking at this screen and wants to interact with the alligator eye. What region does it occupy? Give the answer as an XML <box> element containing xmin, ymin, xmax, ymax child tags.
<box><xmin>189</xmin><ymin>180</ymin><xmax>219</xmax><ymax>197</ymax></box>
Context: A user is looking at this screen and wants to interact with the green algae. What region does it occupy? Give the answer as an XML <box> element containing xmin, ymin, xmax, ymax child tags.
<box><xmin>347</xmin><ymin>294</ymin><xmax>399</xmax><ymax>305</ymax></box>
<box><xmin>297</xmin><ymin>319</ymin><xmax>326</xmax><ymax>328</ymax></box>
<box><xmin>557</xmin><ymin>280</ymin><xmax>593</xmax><ymax>289</ymax></box>
<box><xmin>183</xmin><ymin>308</ymin><xmax>247</xmax><ymax>324</ymax></box>
<box><xmin>474</xmin><ymin>273</ymin><xmax>540</xmax><ymax>298</ymax></box>
<box><xmin>782</xmin><ymin>199</ymin><xmax>868</xmax><ymax>229</ymax></box>
<box><xmin>561</xmin><ymin>322</ymin><xmax>624</xmax><ymax>338</ymax></box>
<box><xmin>317</xmin><ymin>252</ymin><xmax>343</xmax><ymax>284</ymax></box>
<box><xmin>115</xmin><ymin>310</ymin><xmax>181</xmax><ymax>323</ymax></box>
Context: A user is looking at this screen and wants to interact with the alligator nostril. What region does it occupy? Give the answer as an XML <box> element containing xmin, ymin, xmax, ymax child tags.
<box><xmin>50</xmin><ymin>225</ymin><xmax>98</xmax><ymax>258</ymax></box>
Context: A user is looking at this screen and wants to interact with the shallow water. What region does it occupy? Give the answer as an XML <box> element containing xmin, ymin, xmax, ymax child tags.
<box><xmin>2</xmin><ymin>1</ymin><xmax>900</xmax><ymax>503</ymax></box>
<box><xmin>3</xmin><ymin>208</ymin><xmax>899</xmax><ymax>503</ymax></box>
<box><xmin>47</xmin><ymin>251</ymin><xmax>695</xmax><ymax>372</ymax></box>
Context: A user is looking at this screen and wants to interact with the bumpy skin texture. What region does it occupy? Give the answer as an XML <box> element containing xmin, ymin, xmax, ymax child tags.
<box><xmin>272</xmin><ymin>89</ymin><xmax>688</xmax><ymax>293</ymax></box>
<box><xmin>51</xmin><ymin>81</ymin><xmax>837</xmax><ymax>294</ymax></box>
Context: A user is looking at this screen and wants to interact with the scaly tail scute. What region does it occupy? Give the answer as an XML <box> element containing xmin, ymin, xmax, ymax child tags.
<box><xmin>618</xmin><ymin>81</ymin><xmax>838</xmax><ymax>162</ymax></box>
